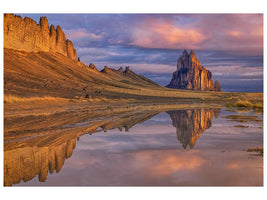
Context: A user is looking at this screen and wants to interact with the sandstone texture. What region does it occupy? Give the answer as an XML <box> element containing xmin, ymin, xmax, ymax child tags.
<box><xmin>167</xmin><ymin>50</ymin><xmax>222</xmax><ymax>91</ymax></box>
<box><xmin>4</xmin><ymin>14</ymin><xmax>77</xmax><ymax>60</ymax></box>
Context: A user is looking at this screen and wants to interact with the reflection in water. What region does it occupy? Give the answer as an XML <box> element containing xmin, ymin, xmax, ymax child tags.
<box><xmin>4</xmin><ymin>139</ymin><xmax>76</xmax><ymax>185</ymax></box>
<box><xmin>167</xmin><ymin>108</ymin><xmax>221</xmax><ymax>149</ymax></box>
<box><xmin>4</xmin><ymin>108</ymin><xmax>160</xmax><ymax>186</ymax></box>
<box><xmin>4</xmin><ymin>107</ymin><xmax>262</xmax><ymax>186</ymax></box>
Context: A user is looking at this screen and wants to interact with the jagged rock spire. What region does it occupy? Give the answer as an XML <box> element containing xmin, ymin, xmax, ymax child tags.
<box><xmin>183</xmin><ymin>49</ymin><xmax>189</xmax><ymax>55</ymax></box>
<box><xmin>167</xmin><ymin>50</ymin><xmax>222</xmax><ymax>91</ymax></box>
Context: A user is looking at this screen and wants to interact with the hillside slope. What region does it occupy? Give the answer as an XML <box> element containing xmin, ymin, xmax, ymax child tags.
<box><xmin>4</xmin><ymin>48</ymin><xmax>164</xmax><ymax>99</ymax></box>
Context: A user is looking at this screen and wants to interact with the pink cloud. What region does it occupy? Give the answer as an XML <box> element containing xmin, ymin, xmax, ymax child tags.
<box><xmin>128</xmin><ymin>14</ymin><xmax>263</xmax><ymax>56</ymax></box>
<box><xmin>130</xmin><ymin>21</ymin><xmax>207</xmax><ymax>50</ymax></box>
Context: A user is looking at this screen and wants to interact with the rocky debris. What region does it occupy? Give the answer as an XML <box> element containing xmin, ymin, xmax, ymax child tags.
<box><xmin>214</xmin><ymin>80</ymin><xmax>222</xmax><ymax>92</ymax></box>
<box><xmin>167</xmin><ymin>50</ymin><xmax>222</xmax><ymax>91</ymax></box>
<box><xmin>124</xmin><ymin>66</ymin><xmax>131</xmax><ymax>74</ymax></box>
<box><xmin>118</xmin><ymin>67</ymin><xmax>123</xmax><ymax>73</ymax></box>
<box><xmin>101</xmin><ymin>66</ymin><xmax>122</xmax><ymax>74</ymax></box>
<box><xmin>88</xmin><ymin>63</ymin><xmax>97</xmax><ymax>70</ymax></box>
<box><xmin>4</xmin><ymin>14</ymin><xmax>77</xmax><ymax>60</ymax></box>
<box><xmin>101</xmin><ymin>66</ymin><xmax>109</xmax><ymax>73</ymax></box>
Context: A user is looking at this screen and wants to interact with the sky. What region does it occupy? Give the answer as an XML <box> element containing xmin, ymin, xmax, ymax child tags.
<box><xmin>20</xmin><ymin>14</ymin><xmax>263</xmax><ymax>92</ymax></box>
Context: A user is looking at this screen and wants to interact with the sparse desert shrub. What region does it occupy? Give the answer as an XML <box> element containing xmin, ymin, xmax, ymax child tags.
<box><xmin>253</xmin><ymin>103</ymin><xmax>263</xmax><ymax>110</ymax></box>
<box><xmin>226</xmin><ymin>103</ymin><xmax>233</xmax><ymax>108</ymax></box>
<box><xmin>101</xmin><ymin>97</ymin><xmax>108</xmax><ymax>102</ymax></box>
<box><xmin>107</xmin><ymin>105</ymin><xmax>113</xmax><ymax>110</ymax></box>
<box><xmin>69</xmin><ymin>99</ymin><xmax>76</xmax><ymax>103</ymax></box>
<box><xmin>234</xmin><ymin>100</ymin><xmax>253</xmax><ymax>108</ymax></box>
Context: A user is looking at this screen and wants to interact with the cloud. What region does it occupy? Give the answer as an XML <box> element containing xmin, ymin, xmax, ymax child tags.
<box><xmin>65</xmin><ymin>28</ymin><xmax>104</xmax><ymax>40</ymax></box>
<box><xmin>129</xmin><ymin>22</ymin><xmax>207</xmax><ymax>50</ymax></box>
<box><xmin>83</xmin><ymin>14</ymin><xmax>262</xmax><ymax>56</ymax></box>
<box><xmin>206</xmin><ymin>65</ymin><xmax>263</xmax><ymax>78</ymax></box>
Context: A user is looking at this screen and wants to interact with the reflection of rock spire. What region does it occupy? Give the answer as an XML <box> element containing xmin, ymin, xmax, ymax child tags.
<box><xmin>166</xmin><ymin>108</ymin><xmax>221</xmax><ymax>149</ymax></box>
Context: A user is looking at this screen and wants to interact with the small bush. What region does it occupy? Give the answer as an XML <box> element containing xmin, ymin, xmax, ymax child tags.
<box><xmin>234</xmin><ymin>100</ymin><xmax>253</xmax><ymax>108</ymax></box>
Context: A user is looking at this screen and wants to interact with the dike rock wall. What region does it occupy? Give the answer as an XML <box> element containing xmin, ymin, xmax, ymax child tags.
<box><xmin>4</xmin><ymin>14</ymin><xmax>77</xmax><ymax>60</ymax></box>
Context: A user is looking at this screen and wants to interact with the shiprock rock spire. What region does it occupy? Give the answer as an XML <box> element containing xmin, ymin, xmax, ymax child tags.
<box><xmin>4</xmin><ymin>14</ymin><xmax>77</xmax><ymax>60</ymax></box>
<box><xmin>167</xmin><ymin>50</ymin><xmax>222</xmax><ymax>91</ymax></box>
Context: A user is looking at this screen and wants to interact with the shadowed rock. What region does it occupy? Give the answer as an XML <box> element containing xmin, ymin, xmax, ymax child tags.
<box><xmin>214</xmin><ymin>80</ymin><xmax>222</xmax><ymax>92</ymax></box>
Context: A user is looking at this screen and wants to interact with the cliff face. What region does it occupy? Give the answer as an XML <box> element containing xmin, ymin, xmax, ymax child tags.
<box><xmin>4</xmin><ymin>14</ymin><xmax>77</xmax><ymax>60</ymax></box>
<box><xmin>167</xmin><ymin>50</ymin><xmax>221</xmax><ymax>91</ymax></box>
<box><xmin>167</xmin><ymin>108</ymin><xmax>221</xmax><ymax>149</ymax></box>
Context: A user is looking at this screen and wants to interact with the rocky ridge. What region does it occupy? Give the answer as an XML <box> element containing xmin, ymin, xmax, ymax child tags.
<box><xmin>167</xmin><ymin>50</ymin><xmax>222</xmax><ymax>91</ymax></box>
<box><xmin>4</xmin><ymin>14</ymin><xmax>77</xmax><ymax>60</ymax></box>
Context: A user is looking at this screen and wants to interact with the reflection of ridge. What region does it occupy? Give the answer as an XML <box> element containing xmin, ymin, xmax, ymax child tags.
<box><xmin>4</xmin><ymin>139</ymin><xmax>76</xmax><ymax>186</ymax></box>
<box><xmin>4</xmin><ymin>108</ymin><xmax>160</xmax><ymax>186</ymax></box>
<box><xmin>167</xmin><ymin>108</ymin><xmax>221</xmax><ymax>149</ymax></box>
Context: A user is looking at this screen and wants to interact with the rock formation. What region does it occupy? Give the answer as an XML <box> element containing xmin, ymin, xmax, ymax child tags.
<box><xmin>167</xmin><ymin>50</ymin><xmax>221</xmax><ymax>91</ymax></box>
<box><xmin>167</xmin><ymin>108</ymin><xmax>221</xmax><ymax>149</ymax></box>
<box><xmin>88</xmin><ymin>63</ymin><xmax>97</xmax><ymax>70</ymax></box>
<box><xmin>4</xmin><ymin>14</ymin><xmax>77</xmax><ymax>60</ymax></box>
<box><xmin>214</xmin><ymin>80</ymin><xmax>222</xmax><ymax>92</ymax></box>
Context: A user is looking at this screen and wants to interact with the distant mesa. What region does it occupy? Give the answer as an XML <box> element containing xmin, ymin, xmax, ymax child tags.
<box><xmin>4</xmin><ymin>14</ymin><xmax>77</xmax><ymax>60</ymax></box>
<box><xmin>167</xmin><ymin>50</ymin><xmax>222</xmax><ymax>91</ymax></box>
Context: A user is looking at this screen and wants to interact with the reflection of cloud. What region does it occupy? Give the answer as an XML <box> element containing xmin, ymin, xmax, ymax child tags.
<box><xmin>150</xmin><ymin>154</ymin><xmax>206</xmax><ymax>176</ymax></box>
<box><xmin>44</xmin><ymin>149</ymin><xmax>262</xmax><ymax>186</ymax></box>
<box><xmin>226</xmin><ymin>163</ymin><xmax>239</xmax><ymax>169</ymax></box>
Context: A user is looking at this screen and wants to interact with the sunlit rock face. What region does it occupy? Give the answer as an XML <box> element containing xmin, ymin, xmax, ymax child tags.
<box><xmin>167</xmin><ymin>50</ymin><xmax>222</xmax><ymax>91</ymax></box>
<box><xmin>167</xmin><ymin>108</ymin><xmax>221</xmax><ymax>149</ymax></box>
<box><xmin>4</xmin><ymin>14</ymin><xmax>77</xmax><ymax>60</ymax></box>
